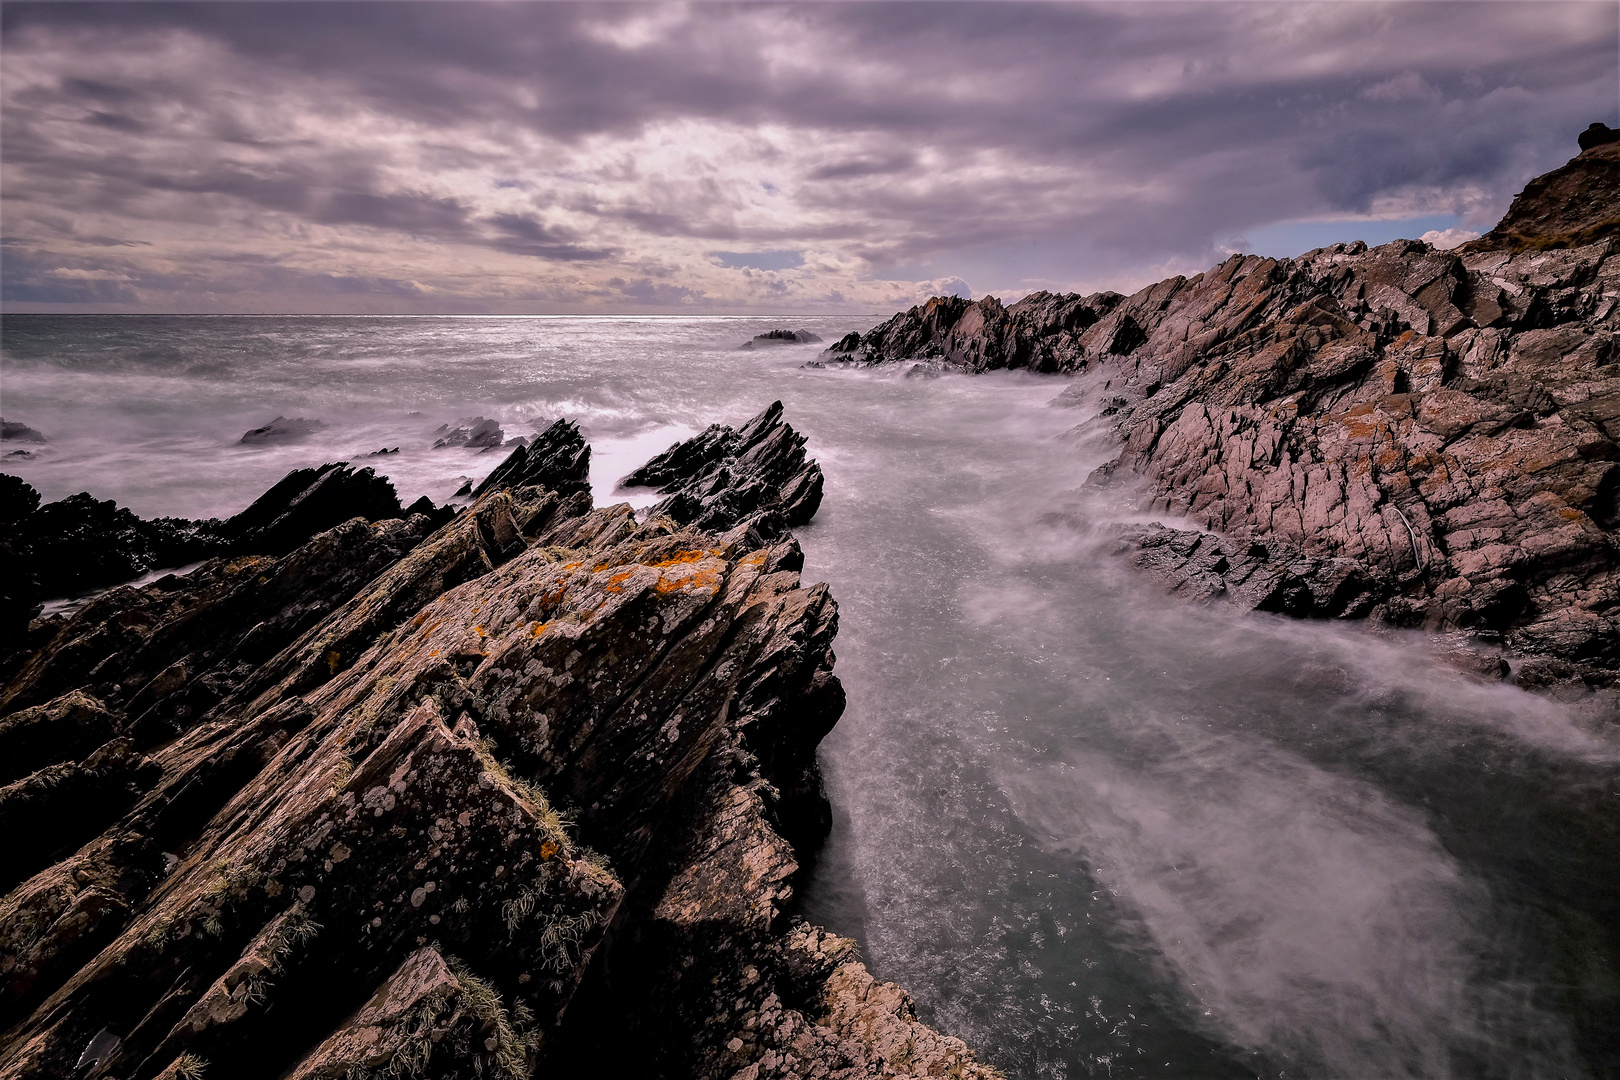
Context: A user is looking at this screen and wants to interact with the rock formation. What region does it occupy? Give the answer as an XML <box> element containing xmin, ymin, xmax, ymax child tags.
<box><xmin>433</xmin><ymin>417</ymin><xmax>505</xmax><ymax>450</ymax></box>
<box><xmin>239</xmin><ymin>417</ymin><xmax>327</xmax><ymax>445</ymax></box>
<box><xmin>0</xmin><ymin>422</ymin><xmax>47</xmax><ymax>445</ymax></box>
<box><xmin>472</xmin><ymin>419</ymin><xmax>590</xmax><ymax>499</ymax></box>
<box><xmin>0</xmin><ymin>406</ymin><xmax>997</xmax><ymax>1079</ymax></box>
<box><xmin>622</xmin><ymin>402</ymin><xmax>824</xmax><ymax>538</ymax></box>
<box><xmin>827</xmin><ymin>132</ymin><xmax>1620</xmax><ymax>695</ymax></box>
<box><xmin>739</xmin><ymin>331</ymin><xmax>824</xmax><ymax>349</ymax></box>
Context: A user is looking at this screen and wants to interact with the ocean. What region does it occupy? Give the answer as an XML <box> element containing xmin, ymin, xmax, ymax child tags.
<box><xmin>3</xmin><ymin>313</ymin><xmax>1617</xmax><ymax>1079</ymax></box>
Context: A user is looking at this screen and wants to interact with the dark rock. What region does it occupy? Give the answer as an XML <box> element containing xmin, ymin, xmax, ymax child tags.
<box><xmin>432</xmin><ymin>416</ymin><xmax>504</xmax><ymax>449</ymax></box>
<box><xmin>366</xmin><ymin>447</ymin><xmax>399</xmax><ymax>456</ymax></box>
<box><xmin>822</xmin><ymin>289</ymin><xmax>1118</xmax><ymax>373</ymax></box>
<box><xmin>402</xmin><ymin>494</ymin><xmax>457</xmax><ymax>530</ymax></box>
<box><xmin>219</xmin><ymin>462</ymin><xmax>404</xmax><ymax>556</ymax></box>
<box><xmin>17</xmin><ymin>494</ymin><xmax>223</xmax><ymax>603</ymax></box>
<box><xmin>621</xmin><ymin>401</ymin><xmax>823</xmax><ymax>538</ymax></box>
<box><xmin>472</xmin><ymin>418</ymin><xmax>590</xmax><ymax>498</ymax></box>
<box><xmin>1</xmin><ymin>420</ymin><xmax>47</xmax><ymax>444</ymax></box>
<box><xmin>1579</xmin><ymin>122</ymin><xmax>1620</xmax><ymax>152</ymax></box>
<box><xmin>5</xmin><ymin>450</ymin><xmax>36</xmax><ymax>460</ymax></box>
<box><xmin>738</xmin><ymin>330</ymin><xmax>823</xmax><ymax>349</ymax></box>
<box><xmin>0</xmin><ymin>403</ymin><xmax>983</xmax><ymax>1080</ymax></box>
<box><xmin>0</xmin><ymin>473</ymin><xmax>41</xmax><ymax>524</ymax></box>
<box><xmin>239</xmin><ymin>416</ymin><xmax>327</xmax><ymax>444</ymax></box>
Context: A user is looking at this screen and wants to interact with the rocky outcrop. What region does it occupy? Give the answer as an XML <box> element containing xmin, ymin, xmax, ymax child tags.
<box><xmin>0</xmin><ymin>466</ymin><xmax>454</xmax><ymax>674</ymax></box>
<box><xmin>240</xmin><ymin>417</ymin><xmax>326</xmax><ymax>444</ymax></box>
<box><xmin>841</xmin><ymin>134</ymin><xmax>1620</xmax><ymax>694</ymax></box>
<box><xmin>0</xmin><ymin>407</ymin><xmax>992</xmax><ymax>1080</ymax></box>
<box><xmin>0</xmin><ymin>422</ymin><xmax>46</xmax><ymax>445</ymax></box>
<box><xmin>218</xmin><ymin>462</ymin><xmax>419</xmax><ymax>556</ymax></box>
<box><xmin>1462</xmin><ymin>139</ymin><xmax>1620</xmax><ymax>253</ymax></box>
<box><xmin>433</xmin><ymin>417</ymin><xmax>504</xmax><ymax>450</ymax></box>
<box><xmin>817</xmin><ymin>291</ymin><xmax>1122</xmax><ymax>374</ymax></box>
<box><xmin>740</xmin><ymin>331</ymin><xmax>823</xmax><ymax>349</ymax></box>
<box><xmin>622</xmin><ymin>401</ymin><xmax>825</xmax><ymax>538</ymax></box>
<box><xmin>472</xmin><ymin>419</ymin><xmax>590</xmax><ymax>499</ymax></box>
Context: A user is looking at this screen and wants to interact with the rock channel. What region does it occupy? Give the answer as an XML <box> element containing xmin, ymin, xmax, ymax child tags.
<box><xmin>0</xmin><ymin>405</ymin><xmax>999</xmax><ymax>1079</ymax></box>
<box><xmin>824</xmin><ymin>134</ymin><xmax>1620</xmax><ymax>700</ymax></box>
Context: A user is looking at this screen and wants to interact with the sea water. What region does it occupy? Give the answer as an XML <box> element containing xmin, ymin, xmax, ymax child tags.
<box><xmin>3</xmin><ymin>314</ymin><xmax>1616</xmax><ymax>1079</ymax></box>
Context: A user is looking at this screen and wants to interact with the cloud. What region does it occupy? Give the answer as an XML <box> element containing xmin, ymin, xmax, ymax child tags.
<box><xmin>1</xmin><ymin>1</ymin><xmax>1614</xmax><ymax>313</ymax></box>
<box><xmin>1419</xmin><ymin>227</ymin><xmax>1482</xmax><ymax>250</ymax></box>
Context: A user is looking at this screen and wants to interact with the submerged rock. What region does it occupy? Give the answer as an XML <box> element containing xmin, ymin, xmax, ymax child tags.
<box><xmin>739</xmin><ymin>330</ymin><xmax>823</xmax><ymax>349</ymax></box>
<box><xmin>433</xmin><ymin>416</ymin><xmax>504</xmax><ymax>449</ymax></box>
<box><xmin>1</xmin><ymin>420</ymin><xmax>47</xmax><ymax>444</ymax></box>
<box><xmin>0</xmin><ymin>404</ymin><xmax>988</xmax><ymax>1080</ymax></box>
<box><xmin>239</xmin><ymin>416</ymin><xmax>327</xmax><ymax>444</ymax></box>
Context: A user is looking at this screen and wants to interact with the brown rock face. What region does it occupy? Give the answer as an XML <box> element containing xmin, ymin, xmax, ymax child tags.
<box><xmin>0</xmin><ymin>407</ymin><xmax>991</xmax><ymax>1080</ymax></box>
<box><xmin>1463</xmin><ymin>140</ymin><xmax>1620</xmax><ymax>252</ymax></box>
<box><xmin>832</xmin><ymin>141</ymin><xmax>1620</xmax><ymax>694</ymax></box>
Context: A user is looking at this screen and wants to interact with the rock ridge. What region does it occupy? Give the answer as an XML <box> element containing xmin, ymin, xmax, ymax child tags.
<box><xmin>828</xmin><ymin>133</ymin><xmax>1620</xmax><ymax>696</ymax></box>
<box><xmin>0</xmin><ymin>406</ymin><xmax>997</xmax><ymax>1079</ymax></box>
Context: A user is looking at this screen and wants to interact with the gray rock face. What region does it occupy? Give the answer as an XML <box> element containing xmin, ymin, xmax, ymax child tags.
<box><xmin>840</xmin><ymin>141</ymin><xmax>1620</xmax><ymax>694</ymax></box>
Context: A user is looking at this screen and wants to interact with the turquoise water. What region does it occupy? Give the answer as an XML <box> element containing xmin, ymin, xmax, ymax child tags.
<box><xmin>3</xmin><ymin>314</ymin><xmax>1617</xmax><ymax>1079</ymax></box>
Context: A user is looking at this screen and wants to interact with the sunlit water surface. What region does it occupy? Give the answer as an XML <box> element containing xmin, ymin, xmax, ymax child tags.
<box><xmin>4</xmin><ymin>315</ymin><xmax>1617</xmax><ymax>1079</ymax></box>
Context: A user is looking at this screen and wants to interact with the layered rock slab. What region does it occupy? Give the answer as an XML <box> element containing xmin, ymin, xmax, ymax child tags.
<box><xmin>0</xmin><ymin>407</ymin><xmax>989</xmax><ymax>1080</ymax></box>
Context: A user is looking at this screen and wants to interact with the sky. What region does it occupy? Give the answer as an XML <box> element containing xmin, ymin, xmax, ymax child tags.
<box><xmin>1</xmin><ymin>1</ymin><xmax>1616</xmax><ymax>314</ymax></box>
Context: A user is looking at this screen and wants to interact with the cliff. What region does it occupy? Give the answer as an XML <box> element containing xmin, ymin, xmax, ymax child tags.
<box><xmin>823</xmin><ymin>133</ymin><xmax>1620</xmax><ymax>697</ymax></box>
<box><xmin>0</xmin><ymin>407</ymin><xmax>998</xmax><ymax>1079</ymax></box>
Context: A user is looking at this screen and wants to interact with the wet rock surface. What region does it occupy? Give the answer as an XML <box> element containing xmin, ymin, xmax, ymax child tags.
<box><xmin>433</xmin><ymin>416</ymin><xmax>504</xmax><ymax>450</ymax></box>
<box><xmin>0</xmin><ymin>422</ymin><xmax>47</xmax><ymax>445</ymax></box>
<box><xmin>837</xmin><ymin>137</ymin><xmax>1620</xmax><ymax>696</ymax></box>
<box><xmin>239</xmin><ymin>417</ymin><xmax>327</xmax><ymax>444</ymax></box>
<box><xmin>740</xmin><ymin>330</ymin><xmax>824</xmax><ymax>349</ymax></box>
<box><xmin>0</xmin><ymin>406</ymin><xmax>987</xmax><ymax>1079</ymax></box>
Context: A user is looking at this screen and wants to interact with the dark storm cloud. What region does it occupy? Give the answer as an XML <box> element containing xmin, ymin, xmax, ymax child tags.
<box><xmin>1</xmin><ymin>2</ymin><xmax>1614</xmax><ymax>312</ymax></box>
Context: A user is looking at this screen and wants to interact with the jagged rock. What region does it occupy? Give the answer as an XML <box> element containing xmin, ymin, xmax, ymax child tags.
<box><xmin>433</xmin><ymin>417</ymin><xmax>504</xmax><ymax>450</ymax></box>
<box><xmin>1462</xmin><ymin>138</ymin><xmax>1620</xmax><ymax>252</ymax></box>
<box><xmin>219</xmin><ymin>462</ymin><xmax>408</xmax><ymax>556</ymax></box>
<box><xmin>841</xmin><ymin>135</ymin><xmax>1620</xmax><ymax>695</ymax></box>
<box><xmin>820</xmin><ymin>291</ymin><xmax>1118</xmax><ymax>373</ymax></box>
<box><xmin>0</xmin><ymin>404</ymin><xmax>986</xmax><ymax>1080</ymax></box>
<box><xmin>473</xmin><ymin>419</ymin><xmax>590</xmax><ymax>498</ymax></box>
<box><xmin>739</xmin><ymin>330</ymin><xmax>823</xmax><ymax>349</ymax></box>
<box><xmin>621</xmin><ymin>401</ymin><xmax>824</xmax><ymax>538</ymax></box>
<box><xmin>1</xmin><ymin>421</ymin><xmax>47</xmax><ymax>444</ymax></box>
<box><xmin>239</xmin><ymin>416</ymin><xmax>327</xmax><ymax>444</ymax></box>
<box><xmin>0</xmin><ymin>483</ymin><xmax>226</xmax><ymax>624</ymax></box>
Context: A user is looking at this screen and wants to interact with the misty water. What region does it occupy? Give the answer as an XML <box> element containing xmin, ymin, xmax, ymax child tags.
<box><xmin>4</xmin><ymin>315</ymin><xmax>1618</xmax><ymax>1079</ymax></box>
